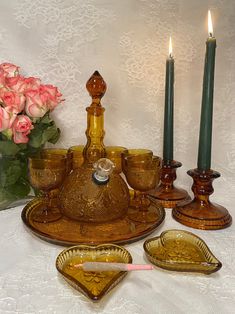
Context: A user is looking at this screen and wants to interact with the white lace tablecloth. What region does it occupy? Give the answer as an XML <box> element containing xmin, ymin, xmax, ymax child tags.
<box><xmin>0</xmin><ymin>205</ymin><xmax>234</xmax><ymax>314</ymax></box>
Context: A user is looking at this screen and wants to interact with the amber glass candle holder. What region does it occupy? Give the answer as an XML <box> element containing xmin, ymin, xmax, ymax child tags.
<box><xmin>123</xmin><ymin>154</ymin><xmax>161</xmax><ymax>223</ymax></box>
<box><xmin>148</xmin><ymin>159</ymin><xmax>190</xmax><ymax>208</ymax></box>
<box><xmin>172</xmin><ymin>168</ymin><xmax>232</xmax><ymax>230</ymax></box>
<box><xmin>29</xmin><ymin>155</ymin><xmax>66</xmax><ymax>223</ymax></box>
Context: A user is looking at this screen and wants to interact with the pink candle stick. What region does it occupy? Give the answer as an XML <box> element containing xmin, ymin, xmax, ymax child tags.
<box><xmin>73</xmin><ymin>262</ymin><xmax>154</xmax><ymax>272</ymax></box>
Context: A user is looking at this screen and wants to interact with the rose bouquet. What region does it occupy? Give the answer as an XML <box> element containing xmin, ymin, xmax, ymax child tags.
<box><xmin>0</xmin><ymin>62</ymin><xmax>63</xmax><ymax>209</ymax></box>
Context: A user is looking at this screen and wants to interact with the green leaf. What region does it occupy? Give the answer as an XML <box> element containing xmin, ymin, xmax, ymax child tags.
<box><xmin>0</xmin><ymin>141</ymin><xmax>20</xmax><ymax>155</ymax></box>
<box><xmin>1</xmin><ymin>129</ymin><xmax>13</xmax><ymax>140</ymax></box>
<box><xmin>0</xmin><ymin>159</ymin><xmax>22</xmax><ymax>187</ymax></box>
<box><xmin>0</xmin><ymin>187</ymin><xmax>16</xmax><ymax>204</ymax></box>
<box><xmin>18</xmin><ymin>144</ymin><xmax>27</xmax><ymax>151</ymax></box>
<box><xmin>42</xmin><ymin>124</ymin><xmax>58</xmax><ymax>143</ymax></box>
<box><xmin>48</xmin><ymin>128</ymin><xmax>60</xmax><ymax>144</ymax></box>
<box><xmin>40</xmin><ymin>113</ymin><xmax>52</xmax><ymax>124</ymax></box>
<box><xmin>41</xmin><ymin>123</ymin><xmax>60</xmax><ymax>144</ymax></box>
<box><xmin>7</xmin><ymin>179</ymin><xmax>31</xmax><ymax>199</ymax></box>
<box><xmin>28</xmin><ymin>128</ymin><xmax>43</xmax><ymax>148</ymax></box>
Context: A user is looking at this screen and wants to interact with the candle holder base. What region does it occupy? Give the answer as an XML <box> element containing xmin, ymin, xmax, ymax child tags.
<box><xmin>172</xmin><ymin>168</ymin><xmax>232</xmax><ymax>230</ymax></box>
<box><xmin>148</xmin><ymin>160</ymin><xmax>190</xmax><ymax>208</ymax></box>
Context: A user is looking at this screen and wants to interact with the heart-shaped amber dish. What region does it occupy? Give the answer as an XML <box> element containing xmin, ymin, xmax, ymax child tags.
<box><xmin>144</xmin><ymin>229</ymin><xmax>222</xmax><ymax>274</ymax></box>
<box><xmin>56</xmin><ymin>244</ymin><xmax>132</xmax><ymax>301</ymax></box>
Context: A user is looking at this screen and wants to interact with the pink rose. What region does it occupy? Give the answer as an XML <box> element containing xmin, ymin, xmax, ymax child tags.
<box><xmin>0</xmin><ymin>89</ymin><xmax>25</xmax><ymax>114</ymax></box>
<box><xmin>25</xmin><ymin>89</ymin><xmax>48</xmax><ymax>118</ymax></box>
<box><xmin>0</xmin><ymin>106</ymin><xmax>11</xmax><ymax>131</ymax></box>
<box><xmin>6</xmin><ymin>76</ymin><xmax>41</xmax><ymax>93</ymax></box>
<box><xmin>0</xmin><ymin>62</ymin><xmax>19</xmax><ymax>77</ymax></box>
<box><xmin>39</xmin><ymin>84</ymin><xmax>63</xmax><ymax>110</ymax></box>
<box><xmin>24</xmin><ymin>77</ymin><xmax>41</xmax><ymax>91</ymax></box>
<box><xmin>0</xmin><ymin>68</ymin><xmax>6</xmax><ymax>87</ymax></box>
<box><xmin>12</xmin><ymin>115</ymin><xmax>33</xmax><ymax>144</ymax></box>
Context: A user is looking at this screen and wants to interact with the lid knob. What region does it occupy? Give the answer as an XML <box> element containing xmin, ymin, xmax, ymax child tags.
<box><xmin>86</xmin><ymin>71</ymin><xmax>107</xmax><ymax>99</ymax></box>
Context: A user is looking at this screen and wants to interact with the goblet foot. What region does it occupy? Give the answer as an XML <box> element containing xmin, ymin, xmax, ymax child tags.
<box><xmin>32</xmin><ymin>203</ymin><xmax>62</xmax><ymax>223</ymax></box>
<box><xmin>128</xmin><ymin>198</ymin><xmax>162</xmax><ymax>223</ymax></box>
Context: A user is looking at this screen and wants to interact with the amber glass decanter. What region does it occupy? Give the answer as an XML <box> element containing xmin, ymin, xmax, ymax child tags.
<box><xmin>59</xmin><ymin>71</ymin><xmax>130</xmax><ymax>223</ymax></box>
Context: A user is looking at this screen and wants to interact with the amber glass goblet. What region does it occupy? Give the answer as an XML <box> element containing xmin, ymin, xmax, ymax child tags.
<box><xmin>105</xmin><ymin>146</ymin><xmax>127</xmax><ymax>173</ymax></box>
<box><xmin>121</xmin><ymin>149</ymin><xmax>153</xmax><ymax>178</ymax></box>
<box><xmin>41</xmin><ymin>148</ymin><xmax>72</xmax><ymax>212</ymax></box>
<box><xmin>123</xmin><ymin>155</ymin><xmax>161</xmax><ymax>223</ymax></box>
<box><xmin>42</xmin><ymin>148</ymin><xmax>73</xmax><ymax>174</ymax></box>
<box><xmin>68</xmin><ymin>145</ymin><xmax>85</xmax><ymax>169</ymax></box>
<box><xmin>29</xmin><ymin>155</ymin><xmax>66</xmax><ymax>223</ymax></box>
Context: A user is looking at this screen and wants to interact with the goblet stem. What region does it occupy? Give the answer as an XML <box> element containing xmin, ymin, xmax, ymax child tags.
<box><xmin>129</xmin><ymin>192</ymin><xmax>158</xmax><ymax>223</ymax></box>
<box><xmin>131</xmin><ymin>191</ymin><xmax>150</xmax><ymax>208</ymax></box>
<box><xmin>32</xmin><ymin>190</ymin><xmax>62</xmax><ymax>223</ymax></box>
<box><xmin>136</xmin><ymin>192</ymin><xmax>151</xmax><ymax>209</ymax></box>
<box><xmin>47</xmin><ymin>190</ymin><xmax>59</xmax><ymax>210</ymax></box>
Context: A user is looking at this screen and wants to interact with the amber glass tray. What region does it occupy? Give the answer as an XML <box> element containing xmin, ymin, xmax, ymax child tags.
<box><xmin>21</xmin><ymin>197</ymin><xmax>165</xmax><ymax>246</ymax></box>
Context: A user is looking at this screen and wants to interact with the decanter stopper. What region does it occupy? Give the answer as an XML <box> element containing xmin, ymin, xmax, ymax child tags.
<box><xmin>92</xmin><ymin>158</ymin><xmax>115</xmax><ymax>185</ymax></box>
<box><xmin>86</xmin><ymin>70</ymin><xmax>107</xmax><ymax>101</ymax></box>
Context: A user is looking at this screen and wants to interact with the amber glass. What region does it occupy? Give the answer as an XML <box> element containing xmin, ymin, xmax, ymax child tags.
<box><xmin>40</xmin><ymin>149</ymin><xmax>72</xmax><ymax>213</ymax></box>
<box><xmin>22</xmin><ymin>71</ymin><xmax>166</xmax><ymax>246</ymax></box>
<box><xmin>121</xmin><ymin>149</ymin><xmax>153</xmax><ymax>181</ymax></box>
<box><xmin>105</xmin><ymin>146</ymin><xmax>127</xmax><ymax>173</ymax></box>
<box><xmin>21</xmin><ymin>196</ymin><xmax>165</xmax><ymax>246</ymax></box>
<box><xmin>122</xmin><ymin>149</ymin><xmax>153</xmax><ymax>161</ymax></box>
<box><xmin>144</xmin><ymin>230</ymin><xmax>222</xmax><ymax>274</ymax></box>
<box><xmin>41</xmin><ymin>148</ymin><xmax>72</xmax><ymax>174</ymax></box>
<box><xmin>123</xmin><ymin>155</ymin><xmax>161</xmax><ymax>223</ymax></box>
<box><xmin>172</xmin><ymin>168</ymin><xmax>232</xmax><ymax>230</ymax></box>
<box><xmin>59</xmin><ymin>72</ymin><xmax>130</xmax><ymax>223</ymax></box>
<box><xmin>148</xmin><ymin>160</ymin><xmax>190</xmax><ymax>208</ymax></box>
<box><xmin>28</xmin><ymin>155</ymin><xmax>66</xmax><ymax>223</ymax></box>
<box><xmin>60</xmin><ymin>166</ymin><xmax>130</xmax><ymax>223</ymax></box>
<box><xmin>83</xmin><ymin>71</ymin><xmax>106</xmax><ymax>165</ymax></box>
<box><xmin>68</xmin><ymin>145</ymin><xmax>85</xmax><ymax>169</ymax></box>
<box><xmin>56</xmin><ymin>244</ymin><xmax>132</xmax><ymax>301</ymax></box>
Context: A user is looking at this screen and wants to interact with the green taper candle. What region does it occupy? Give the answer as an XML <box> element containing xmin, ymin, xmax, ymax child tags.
<box><xmin>197</xmin><ymin>11</ymin><xmax>216</xmax><ymax>170</ymax></box>
<box><xmin>163</xmin><ymin>37</ymin><xmax>174</xmax><ymax>162</ymax></box>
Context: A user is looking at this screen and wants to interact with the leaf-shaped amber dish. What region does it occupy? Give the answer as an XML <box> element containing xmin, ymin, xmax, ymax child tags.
<box><xmin>56</xmin><ymin>244</ymin><xmax>132</xmax><ymax>301</ymax></box>
<box><xmin>144</xmin><ymin>230</ymin><xmax>222</xmax><ymax>274</ymax></box>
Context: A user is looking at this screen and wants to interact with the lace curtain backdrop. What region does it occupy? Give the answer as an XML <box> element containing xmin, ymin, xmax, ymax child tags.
<box><xmin>1</xmin><ymin>1</ymin><xmax>235</xmax><ymax>314</ymax></box>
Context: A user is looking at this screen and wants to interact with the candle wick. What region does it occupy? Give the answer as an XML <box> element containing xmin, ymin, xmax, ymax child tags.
<box><xmin>209</xmin><ymin>32</ymin><xmax>213</xmax><ymax>38</ymax></box>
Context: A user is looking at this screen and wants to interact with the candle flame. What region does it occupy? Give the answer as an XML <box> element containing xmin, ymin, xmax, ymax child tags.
<box><xmin>208</xmin><ymin>10</ymin><xmax>213</xmax><ymax>37</ymax></box>
<box><xmin>169</xmin><ymin>37</ymin><xmax>173</xmax><ymax>57</ymax></box>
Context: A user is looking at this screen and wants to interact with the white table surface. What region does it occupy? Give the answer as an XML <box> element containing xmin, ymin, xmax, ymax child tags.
<box><xmin>0</xmin><ymin>205</ymin><xmax>235</xmax><ymax>314</ymax></box>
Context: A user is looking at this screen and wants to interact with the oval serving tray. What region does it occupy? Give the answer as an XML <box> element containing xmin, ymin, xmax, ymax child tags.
<box><xmin>56</xmin><ymin>244</ymin><xmax>132</xmax><ymax>301</ymax></box>
<box><xmin>144</xmin><ymin>229</ymin><xmax>222</xmax><ymax>274</ymax></box>
<box><xmin>21</xmin><ymin>196</ymin><xmax>165</xmax><ymax>246</ymax></box>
